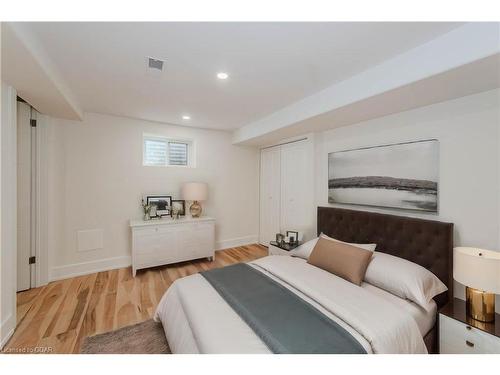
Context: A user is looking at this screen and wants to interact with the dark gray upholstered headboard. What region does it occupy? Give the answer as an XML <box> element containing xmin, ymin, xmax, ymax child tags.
<box><xmin>317</xmin><ymin>206</ymin><xmax>453</xmax><ymax>308</ymax></box>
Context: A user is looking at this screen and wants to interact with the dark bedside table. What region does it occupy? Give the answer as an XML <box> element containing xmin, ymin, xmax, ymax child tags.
<box><xmin>268</xmin><ymin>241</ymin><xmax>300</xmax><ymax>256</ymax></box>
<box><xmin>439</xmin><ymin>298</ymin><xmax>500</xmax><ymax>353</ymax></box>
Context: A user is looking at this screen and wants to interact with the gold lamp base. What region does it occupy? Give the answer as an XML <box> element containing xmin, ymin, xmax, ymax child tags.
<box><xmin>466</xmin><ymin>286</ymin><xmax>495</xmax><ymax>323</ymax></box>
<box><xmin>189</xmin><ymin>200</ymin><xmax>202</xmax><ymax>218</ymax></box>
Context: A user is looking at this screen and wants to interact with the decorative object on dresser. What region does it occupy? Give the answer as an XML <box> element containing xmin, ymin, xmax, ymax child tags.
<box><xmin>141</xmin><ymin>199</ymin><xmax>152</xmax><ymax>221</ymax></box>
<box><xmin>453</xmin><ymin>247</ymin><xmax>500</xmax><ymax>322</ymax></box>
<box><xmin>439</xmin><ymin>298</ymin><xmax>500</xmax><ymax>354</ymax></box>
<box><xmin>328</xmin><ymin>139</ymin><xmax>439</xmax><ymax>212</ymax></box>
<box><xmin>171</xmin><ymin>199</ymin><xmax>185</xmax><ymax>217</ymax></box>
<box><xmin>181</xmin><ymin>182</ymin><xmax>208</xmax><ymax>218</ymax></box>
<box><xmin>130</xmin><ymin>216</ymin><xmax>215</xmax><ymax>276</ymax></box>
<box><xmin>146</xmin><ymin>195</ymin><xmax>172</xmax><ymax>217</ymax></box>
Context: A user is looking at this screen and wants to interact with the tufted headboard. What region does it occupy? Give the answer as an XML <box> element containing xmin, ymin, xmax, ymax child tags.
<box><xmin>317</xmin><ymin>206</ymin><xmax>453</xmax><ymax>308</ymax></box>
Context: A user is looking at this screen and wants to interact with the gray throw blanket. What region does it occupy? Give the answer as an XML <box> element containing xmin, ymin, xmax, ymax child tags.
<box><xmin>201</xmin><ymin>263</ymin><xmax>366</xmax><ymax>354</ymax></box>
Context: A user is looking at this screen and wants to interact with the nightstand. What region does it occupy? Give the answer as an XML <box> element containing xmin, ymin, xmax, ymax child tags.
<box><xmin>268</xmin><ymin>241</ymin><xmax>300</xmax><ymax>256</ymax></box>
<box><xmin>439</xmin><ymin>298</ymin><xmax>500</xmax><ymax>354</ymax></box>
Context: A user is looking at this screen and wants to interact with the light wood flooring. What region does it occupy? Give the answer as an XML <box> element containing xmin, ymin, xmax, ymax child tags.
<box><xmin>4</xmin><ymin>244</ymin><xmax>268</xmax><ymax>354</ymax></box>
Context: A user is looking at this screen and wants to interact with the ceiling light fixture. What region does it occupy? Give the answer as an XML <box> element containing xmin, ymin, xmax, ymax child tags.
<box><xmin>217</xmin><ymin>72</ymin><xmax>229</xmax><ymax>80</ymax></box>
<box><xmin>182</xmin><ymin>115</ymin><xmax>191</xmax><ymax>120</ymax></box>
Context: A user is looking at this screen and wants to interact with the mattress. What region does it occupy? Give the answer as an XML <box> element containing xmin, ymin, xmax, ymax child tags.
<box><xmin>154</xmin><ymin>255</ymin><xmax>430</xmax><ymax>354</ymax></box>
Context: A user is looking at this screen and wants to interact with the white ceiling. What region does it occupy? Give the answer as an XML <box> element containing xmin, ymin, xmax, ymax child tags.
<box><xmin>22</xmin><ymin>22</ymin><xmax>463</xmax><ymax>130</ymax></box>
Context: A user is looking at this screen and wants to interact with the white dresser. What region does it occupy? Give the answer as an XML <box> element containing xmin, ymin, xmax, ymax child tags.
<box><xmin>130</xmin><ymin>217</ymin><xmax>215</xmax><ymax>276</ymax></box>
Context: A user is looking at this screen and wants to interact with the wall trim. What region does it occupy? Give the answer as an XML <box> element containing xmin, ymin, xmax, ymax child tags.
<box><xmin>215</xmin><ymin>235</ymin><xmax>258</xmax><ymax>250</ymax></box>
<box><xmin>48</xmin><ymin>235</ymin><xmax>259</xmax><ymax>281</ymax></box>
<box><xmin>49</xmin><ymin>255</ymin><xmax>131</xmax><ymax>282</ymax></box>
<box><xmin>0</xmin><ymin>314</ymin><xmax>15</xmax><ymax>349</ymax></box>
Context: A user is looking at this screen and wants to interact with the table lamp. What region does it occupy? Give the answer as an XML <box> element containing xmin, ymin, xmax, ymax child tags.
<box><xmin>181</xmin><ymin>182</ymin><xmax>208</xmax><ymax>218</ymax></box>
<box><xmin>454</xmin><ymin>247</ymin><xmax>500</xmax><ymax>322</ymax></box>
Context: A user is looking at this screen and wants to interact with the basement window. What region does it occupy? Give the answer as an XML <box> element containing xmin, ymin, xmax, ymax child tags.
<box><xmin>143</xmin><ymin>135</ymin><xmax>194</xmax><ymax>167</ymax></box>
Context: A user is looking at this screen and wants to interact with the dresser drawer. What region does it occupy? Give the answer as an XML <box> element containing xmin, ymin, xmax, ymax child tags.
<box><xmin>177</xmin><ymin>223</ymin><xmax>214</xmax><ymax>259</ymax></box>
<box><xmin>132</xmin><ymin>224</ymin><xmax>179</xmax><ymax>237</ymax></box>
<box><xmin>133</xmin><ymin>230</ymin><xmax>177</xmax><ymax>255</ymax></box>
<box><xmin>439</xmin><ymin>314</ymin><xmax>500</xmax><ymax>354</ymax></box>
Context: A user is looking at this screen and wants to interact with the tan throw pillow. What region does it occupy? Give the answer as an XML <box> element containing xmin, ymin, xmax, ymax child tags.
<box><xmin>307</xmin><ymin>237</ymin><xmax>373</xmax><ymax>286</ymax></box>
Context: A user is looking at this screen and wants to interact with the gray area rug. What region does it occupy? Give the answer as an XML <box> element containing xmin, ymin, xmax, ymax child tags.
<box><xmin>81</xmin><ymin>319</ymin><xmax>171</xmax><ymax>354</ymax></box>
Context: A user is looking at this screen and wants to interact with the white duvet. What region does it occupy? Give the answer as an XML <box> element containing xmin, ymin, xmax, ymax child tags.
<box><xmin>154</xmin><ymin>256</ymin><xmax>428</xmax><ymax>354</ymax></box>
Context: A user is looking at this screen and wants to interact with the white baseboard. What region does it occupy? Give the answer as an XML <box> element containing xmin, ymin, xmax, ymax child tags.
<box><xmin>215</xmin><ymin>235</ymin><xmax>258</xmax><ymax>250</ymax></box>
<box><xmin>0</xmin><ymin>314</ymin><xmax>15</xmax><ymax>349</ymax></box>
<box><xmin>49</xmin><ymin>236</ymin><xmax>258</xmax><ymax>282</ymax></box>
<box><xmin>50</xmin><ymin>255</ymin><xmax>131</xmax><ymax>282</ymax></box>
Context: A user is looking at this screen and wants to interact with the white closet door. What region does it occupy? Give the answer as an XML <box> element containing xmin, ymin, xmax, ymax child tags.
<box><xmin>17</xmin><ymin>102</ymin><xmax>32</xmax><ymax>291</ymax></box>
<box><xmin>280</xmin><ymin>140</ymin><xmax>313</xmax><ymax>237</ymax></box>
<box><xmin>259</xmin><ymin>146</ymin><xmax>281</xmax><ymax>246</ymax></box>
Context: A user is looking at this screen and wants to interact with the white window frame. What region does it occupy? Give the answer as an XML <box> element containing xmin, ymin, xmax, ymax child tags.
<box><xmin>143</xmin><ymin>134</ymin><xmax>195</xmax><ymax>168</ymax></box>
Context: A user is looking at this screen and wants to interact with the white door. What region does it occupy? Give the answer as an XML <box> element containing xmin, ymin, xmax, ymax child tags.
<box><xmin>259</xmin><ymin>146</ymin><xmax>281</xmax><ymax>246</ymax></box>
<box><xmin>17</xmin><ymin>101</ymin><xmax>34</xmax><ymax>291</ymax></box>
<box><xmin>280</xmin><ymin>140</ymin><xmax>314</xmax><ymax>239</ymax></box>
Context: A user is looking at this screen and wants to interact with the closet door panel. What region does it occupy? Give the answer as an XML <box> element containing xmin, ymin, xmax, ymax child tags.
<box><xmin>259</xmin><ymin>147</ymin><xmax>281</xmax><ymax>245</ymax></box>
<box><xmin>280</xmin><ymin>141</ymin><xmax>313</xmax><ymax>237</ymax></box>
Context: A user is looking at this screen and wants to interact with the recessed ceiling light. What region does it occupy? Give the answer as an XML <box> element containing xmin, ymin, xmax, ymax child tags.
<box><xmin>182</xmin><ymin>115</ymin><xmax>191</xmax><ymax>120</ymax></box>
<box><xmin>217</xmin><ymin>72</ymin><xmax>229</xmax><ymax>80</ymax></box>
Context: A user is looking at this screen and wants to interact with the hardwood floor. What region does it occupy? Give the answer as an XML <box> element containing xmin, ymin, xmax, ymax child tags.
<box><xmin>3</xmin><ymin>244</ymin><xmax>268</xmax><ymax>354</ymax></box>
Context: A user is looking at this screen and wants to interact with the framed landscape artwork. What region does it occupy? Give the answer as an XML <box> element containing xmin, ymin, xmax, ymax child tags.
<box><xmin>328</xmin><ymin>139</ymin><xmax>439</xmax><ymax>212</ymax></box>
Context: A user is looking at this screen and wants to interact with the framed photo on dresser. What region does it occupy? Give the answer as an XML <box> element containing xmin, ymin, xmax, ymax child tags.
<box><xmin>146</xmin><ymin>195</ymin><xmax>172</xmax><ymax>217</ymax></box>
<box><xmin>171</xmin><ymin>199</ymin><xmax>186</xmax><ymax>216</ymax></box>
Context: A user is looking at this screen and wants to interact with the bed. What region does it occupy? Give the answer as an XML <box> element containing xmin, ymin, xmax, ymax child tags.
<box><xmin>154</xmin><ymin>207</ymin><xmax>453</xmax><ymax>354</ymax></box>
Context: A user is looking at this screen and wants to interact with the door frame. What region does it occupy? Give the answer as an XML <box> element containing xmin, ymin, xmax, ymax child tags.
<box><xmin>34</xmin><ymin>113</ymin><xmax>49</xmax><ymax>287</ymax></box>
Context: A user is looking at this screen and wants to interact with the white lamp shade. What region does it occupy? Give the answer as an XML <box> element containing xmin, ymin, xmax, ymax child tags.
<box><xmin>181</xmin><ymin>182</ymin><xmax>208</xmax><ymax>201</ymax></box>
<box><xmin>454</xmin><ymin>247</ymin><xmax>500</xmax><ymax>294</ymax></box>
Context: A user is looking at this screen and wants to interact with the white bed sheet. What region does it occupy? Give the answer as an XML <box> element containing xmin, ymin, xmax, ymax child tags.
<box><xmin>154</xmin><ymin>256</ymin><xmax>430</xmax><ymax>354</ymax></box>
<box><xmin>361</xmin><ymin>282</ymin><xmax>436</xmax><ymax>336</ymax></box>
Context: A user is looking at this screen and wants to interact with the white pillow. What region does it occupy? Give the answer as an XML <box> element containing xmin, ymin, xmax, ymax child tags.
<box><xmin>290</xmin><ymin>233</ymin><xmax>376</xmax><ymax>260</ymax></box>
<box><xmin>290</xmin><ymin>237</ymin><xmax>319</xmax><ymax>259</ymax></box>
<box><xmin>364</xmin><ymin>251</ymin><xmax>448</xmax><ymax>310</ymax></box>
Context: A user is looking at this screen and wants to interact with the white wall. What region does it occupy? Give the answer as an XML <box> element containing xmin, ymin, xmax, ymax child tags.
<box><xmin>314</xmin><ymin>89</ymin><xmax>500</xmax><ymax>310</ymax></box>
<box><xmin>0</xmin><ymin>82</ymin><xmax>17</xmax><ymax>348</ymax></box>
<box><xmin>46</xmin><ymin>112</ymin><xmax>259</xmax><ymax>280</ymax></box>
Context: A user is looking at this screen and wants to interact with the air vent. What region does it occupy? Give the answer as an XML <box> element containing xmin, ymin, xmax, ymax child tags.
<box><xmin>148</xmin><ymin>57</ymin><xmax>164</xmax><ymax>71</ymax></box>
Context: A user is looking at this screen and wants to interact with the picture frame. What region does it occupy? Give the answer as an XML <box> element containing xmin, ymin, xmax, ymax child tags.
<box><xmin>286</xmin><ymin>230</ymin><xmax>299</xmax><ymax>244</ymax></box>
<box><xmin>328</xmin><ymin>139</ymin><xmax>439</xmax><ymax>212</ymax></box>
<box><xmin>146</xmin><ymin>195</ymin><xmax>172</xmax><ymax>217</ymax></box>
<box><xmin>171</xmin><ymin>199</ymin><xmax>185</xmax><ymax>216</ymax></box>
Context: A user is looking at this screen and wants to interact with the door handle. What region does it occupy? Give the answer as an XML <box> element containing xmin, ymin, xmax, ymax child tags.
<box><xmin>465</xmin><ymin>340</ymin><xmax>474</xmax><ymax>348</ymax></box>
